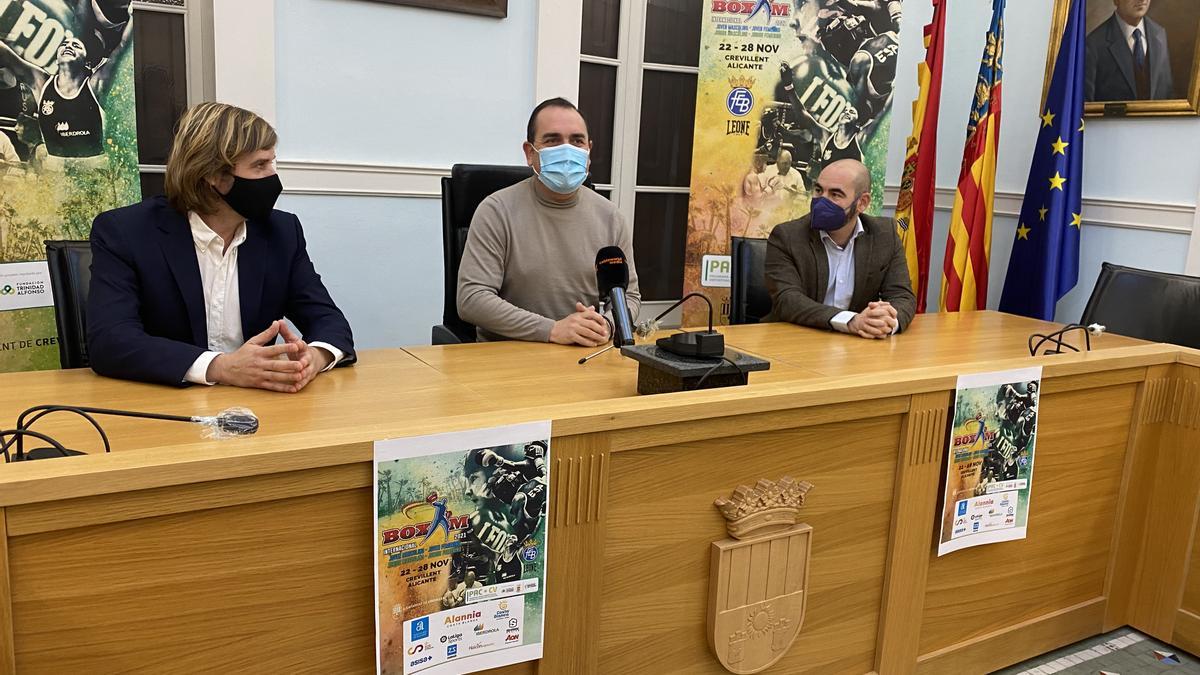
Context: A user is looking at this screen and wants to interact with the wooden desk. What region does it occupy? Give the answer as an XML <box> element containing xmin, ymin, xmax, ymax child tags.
<box><xmin>0</xmin><ymin>350</ymin><xmax>498</xmax><ymax>459</ymax></box>
<box><xmin>721</xmin><ymin>311</ymin><xmax>1147</xmax><ymax>377</ymax></box>
<box><xmin>0</xmin><ymin>314</ymin><xmax>1197</xmax><ymax>675</ymax></box>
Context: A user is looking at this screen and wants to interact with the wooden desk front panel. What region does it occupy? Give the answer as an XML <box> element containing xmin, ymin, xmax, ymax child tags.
<box><xmin>4</xmin><ymin>468</ymin><xmax>377</xmax><ymax>673</ymax></box>
<box><xmin>916</xmin><ymin>382</ymin><xmax>1138</xmax><ymax>673</ymax></box>
<box><xmin>598</xmin><ymin>413</ymin><xmax>903</xmax><ymax>674</ymax></box>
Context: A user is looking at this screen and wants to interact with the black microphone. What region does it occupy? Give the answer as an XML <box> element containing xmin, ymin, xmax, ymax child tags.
<box><xmin>3</xmin><ymin>405</ymin><xmax>259</xmax><ymax>462</ymax></box>
<box><xmin>596</xmin><ymin>246</ymin><xmax>635</xmax><ymax>348</ymax></box>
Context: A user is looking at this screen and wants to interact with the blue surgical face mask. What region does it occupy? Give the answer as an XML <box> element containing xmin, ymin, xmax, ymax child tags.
<box><xmin>534</xmin><ymin>143</ymin><xmax>590</xmax><ymax>194</ymax></box>
<box><xmin>810</xmin><ymin>195</ymin><xmax>857</xmax><ymax>232</ymax></box>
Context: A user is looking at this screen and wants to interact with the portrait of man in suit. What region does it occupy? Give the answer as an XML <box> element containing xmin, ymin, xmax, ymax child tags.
<box><xmin>1084</xmin><ymin>0</ymin><xmax>1181</xmax><ymax>102</ymax></box>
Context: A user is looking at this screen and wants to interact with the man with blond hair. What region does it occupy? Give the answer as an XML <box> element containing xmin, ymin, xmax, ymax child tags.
<box><xmin>87</xmin><ymin>102</ymin><xmax>355</xmax><ymax>389</ymax></box>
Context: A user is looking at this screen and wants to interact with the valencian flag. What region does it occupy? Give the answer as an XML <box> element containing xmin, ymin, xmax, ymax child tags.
<box><xmin>894</xmin><ymin>0</ymin><xmax>948</xmax><ymax>314</ymax></box>
<box><xmin>941</xmin><ymin>0</ymin><xmax>1005</xmax><ymax>312</ymax></box>
<box><xmin>999</xmin><ymin>0</ymin><xmax>1085</xmax><ymax>320</ymax></box>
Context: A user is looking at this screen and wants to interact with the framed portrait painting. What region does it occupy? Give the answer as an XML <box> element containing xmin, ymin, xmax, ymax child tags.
<box><xmin>1046</xmin><ymin>0</ymin><xmax>1200</xmax><ymax>116</ymax></box>
<box><xmin>364</xmin><ymin>0</ymin><xmax>507</xmax><ymax>19</ymax></box>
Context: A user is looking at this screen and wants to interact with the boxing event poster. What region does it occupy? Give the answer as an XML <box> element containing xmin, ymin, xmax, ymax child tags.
<box><xmin>938</xmin><ymin>367</ymin><xmax>1042</xmax><ymax>556</ymax></box>
<box><xmin>681</xmin><ymin>0</ymin><xmax>902</xmax><ymax>325</ymax></box>
<box><xmin>0</xmin><ymin>0</ymin><xmax>140</xmax><ymax>371</ymax></box>
<box><xmin>374</xmin><ymin>421</ymin><xmax>551</xmax><ymax>675</ymax></box>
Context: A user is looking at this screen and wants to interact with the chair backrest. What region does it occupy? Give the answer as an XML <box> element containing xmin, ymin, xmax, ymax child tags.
<box><xmin>1081</xmin><ymin>262</ymin><xmax>1200</xmax><ymax>349</ymax></box>
<box><xmin>440</xmin><ymin>164</ymin><xmax>535</xmax><ymax>343</ymax></box>
<box><xmin>729</xmin><ymin>236</ymin><xmax>771</xmax><ymax>325</ymax></box>
<box><xmin>44</xmin><ymin>240</ymin><xmax>92</xmax><ymax>369</ymax></box>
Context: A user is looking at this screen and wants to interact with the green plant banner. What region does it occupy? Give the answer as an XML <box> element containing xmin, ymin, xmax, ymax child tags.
<box><xmin>1</xmin><ymin>0</ymin><xmax>140</xmax><ymax>371</ymax></box>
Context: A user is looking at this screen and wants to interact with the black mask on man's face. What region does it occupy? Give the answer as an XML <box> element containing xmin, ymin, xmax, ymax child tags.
<box><xmin>220</xmin><ymin>174</ymin><xmax>283</xmax><ymax>222</ymax></box>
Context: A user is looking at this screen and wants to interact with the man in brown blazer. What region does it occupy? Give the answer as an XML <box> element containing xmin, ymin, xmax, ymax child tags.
<box><xmin>764</xmin><ymin>159</ymin><xmax>915</xmax><ymax>338</ymax></box>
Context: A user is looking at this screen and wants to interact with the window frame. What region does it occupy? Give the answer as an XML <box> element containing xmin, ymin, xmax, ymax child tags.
<box><xmin>580</xmin><ymin>1</ymin><xmax>699</xmax><ymax>309</ymax></box>
<box><xmin>132</xmin><ymin>0</ymin><xmax>215</xmax><ymax>182</ymax></box>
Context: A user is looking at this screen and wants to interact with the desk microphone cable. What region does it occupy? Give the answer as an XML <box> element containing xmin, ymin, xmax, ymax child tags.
<box><xmin>1027</xmin><ymin>323</ymin><xmax>1106</xmax><ymax>356</ymax></box>
<box><xmin>2</xmin><ymin>405</ymin><xmax>259</xmax><ymax>463</ymax></box>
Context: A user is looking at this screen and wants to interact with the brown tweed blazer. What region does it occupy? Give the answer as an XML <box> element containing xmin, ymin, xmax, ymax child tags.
<box><xmin>764</xmin><ymin>212</ymin><xmax>916</xmax><ymax>332</ymax></box>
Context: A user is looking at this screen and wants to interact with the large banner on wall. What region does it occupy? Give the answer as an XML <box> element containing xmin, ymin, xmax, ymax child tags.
<box><xmin>682</xmin><ymin>0</ymin><xmax>903</xmax><ymax>325</ymax></box>
<box><xmin>0</xmin><ymin>1</ymin><xmax>140</xmax><ymax>371</ymax></box>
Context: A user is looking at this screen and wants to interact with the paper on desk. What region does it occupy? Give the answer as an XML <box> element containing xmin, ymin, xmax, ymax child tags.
<box><xmin>938</xmin><ymin>367</ymin><xmax>1042</xmax><ymax>556</ymax></box>
<box><xmin>373</xmin><ymin>421</ymin><xmax>551</xmax><ymax>675</ymax></box>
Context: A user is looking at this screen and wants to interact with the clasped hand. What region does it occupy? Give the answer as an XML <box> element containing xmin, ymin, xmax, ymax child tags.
<box><xmin>206</xmin><ymin>320</ymin><xmax>332</xmax><ymax>392</ymax></box>
<box><xmin>550</xmin><ymin>302</ymin><xmax>610</xmax><ymax>347</ymax></box>
<box><xmin>848</xmin><ymin>301</ymin><xmax>898</xmax><ymax>339</ymax></box>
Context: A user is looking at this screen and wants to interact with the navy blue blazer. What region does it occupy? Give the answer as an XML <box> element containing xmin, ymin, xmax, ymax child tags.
<box><xmin>87</xmin><ymin>196</ymin><xmax>356</xmax><ymax>386</ymax></box>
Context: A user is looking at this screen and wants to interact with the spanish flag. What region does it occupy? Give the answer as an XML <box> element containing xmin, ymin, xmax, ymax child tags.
<box><xmin>894</xmin><ymin>0</ymin><xmax>947</xmax><ymax>314</ymax></box>
<box><xmin>941</xmin><ymin>0</ymin><xmax>1005</xmax><ymax>312</ymax></box>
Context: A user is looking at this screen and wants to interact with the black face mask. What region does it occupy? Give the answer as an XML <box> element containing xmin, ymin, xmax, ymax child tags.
<box><xmin>220</xmin><ymin>174</ymin><xmax>283</xmax><ymax>222</ymax></box>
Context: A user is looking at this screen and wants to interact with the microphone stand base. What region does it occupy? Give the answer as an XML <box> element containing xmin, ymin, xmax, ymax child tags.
<box><xmin>619</xmin><ymin>345</ymin><xmax>770</xmax><ymax>395</ymax></box>
<box><xmin>13</xmin><ymin>447</ymin><xmax>87</xmax><ymax>461</ymax></box>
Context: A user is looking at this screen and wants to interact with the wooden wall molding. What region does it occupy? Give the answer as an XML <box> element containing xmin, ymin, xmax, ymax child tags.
<box><xmin>883</xmin><ymin>185</ymin><xmax>1196</xmax><ymax>236</ymax></box>
<box><xmin>916</xmin><ymin>599</ymin><xmax>1105</xmax><ymax>674</ymax></box>
<box><xmin>875</xmin><ymin>392</ymin><xmax>951</xmax><ymax>675</ymax></box>
<box><xmin>0</xmin><ymin>510</ymin><xmax>14</xmax><ymax>675</ymax></box>
<box><xmin>552</xmin><ymin>452</ymin><xmax>608</xmax><ymax>527</ymax></box>
<box><xmin>1114</xmin><ymin>365</ymin><xmax>1200</xmax><ymax>639</ymax></box>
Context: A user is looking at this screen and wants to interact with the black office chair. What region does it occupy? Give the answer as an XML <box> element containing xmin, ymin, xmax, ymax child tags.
<box><xmin>433</xmin><ymin>164</ymin><xmax>535</xmax><ymax>344</ymax></box>
<box><xmin>433</xmin><ymin>164</ymin><xmax>596</xmax><ymax>344</ymax></box>
<box><xmin>44</xmin><ymin>240</ymin><xmax>92</xmax><ymax>369</ymax></box>
<box><xmin>728</xmin><ymin>236</ymin><xmax>771</xmax><ymax>325</ymax></box>
<box><xmin>1080</xmin><ymin>262</ymin><xmax>1200</xmax><ymax>349</ymax></box>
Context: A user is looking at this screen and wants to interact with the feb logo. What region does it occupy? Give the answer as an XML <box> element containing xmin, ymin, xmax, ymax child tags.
<box><xmin>726</xmin><ymin>76</ymin><xmax>755</xmax><ymax>117</ymax></box>
<box><xmin>726</xmin><ymin>88</ymin><xmax>753</xmax><ymax>117</ymax></box>
<box><xmin>520</xmin><ymin>546</ymin><xmax>538</xmax><ymax>562</ymax></box>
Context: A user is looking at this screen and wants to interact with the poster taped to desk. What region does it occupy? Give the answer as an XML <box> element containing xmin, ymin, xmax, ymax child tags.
<box><xmin>938</xmin><ymin>367</ymin><xmax>1041</xmax><ymax>556</ymax></box>
<box><xmin>374</xmin><ymin>421</ymin><xmax>550</xmax><ymax>675</ymax></box>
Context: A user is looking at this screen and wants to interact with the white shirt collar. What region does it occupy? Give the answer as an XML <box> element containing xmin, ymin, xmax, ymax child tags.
<box><xmin>188</xmin><ymin>211</ymin><xmax>246</xmax><ymax>255</ymax></box>
<box><xmin>1117</xmin><ymin>13</ymin><xmax>1146</xmax><ymax>46</ymax></box>
<box><xmin>819</xmin><ymin>217</ymin><xmax>865</xmax><ymax>251</ymax></box>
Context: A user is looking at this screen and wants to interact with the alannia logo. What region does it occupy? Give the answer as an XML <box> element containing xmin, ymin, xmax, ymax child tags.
<box><xmin>444</xmin><ymin>610</ymin><xmax>481</xmax><ymax>625</ymax></box>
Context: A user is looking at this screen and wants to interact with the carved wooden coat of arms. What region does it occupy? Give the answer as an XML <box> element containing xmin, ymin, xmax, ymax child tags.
<box><xmin>708</xmin><ymin>477</ymin><xmax>814</xmax><ymax>674</ymax></box>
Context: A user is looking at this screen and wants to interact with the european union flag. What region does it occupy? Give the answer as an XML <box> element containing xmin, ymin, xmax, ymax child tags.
<box><xmin>998</xmin><ymin>0</ymin><xmax>1085</xmax><ymax>320</ymax></box>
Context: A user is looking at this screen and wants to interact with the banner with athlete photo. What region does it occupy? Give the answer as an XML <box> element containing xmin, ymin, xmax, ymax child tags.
<box><xmin>0</xmin><ymin>0</ymin><xmax>140</xmax><ymax>371</ymax></box>
<box><xmin>681</xmin><ymin>0</ymin><xmax>903</xmax><ymax>325</ymax></box>
<box><xmin>938</xmin><ymin>367</ymin><xmax>1042</xmax><ymax>556</ymax></box>
<box><xmin>375</xmin><ymin>421</ymin><xmax>551</xmax><ymax>675</ymax></box>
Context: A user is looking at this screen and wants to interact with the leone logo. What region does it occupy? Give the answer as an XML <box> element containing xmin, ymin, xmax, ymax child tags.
<box><xmin>708</xmin><ymin>477</ymin><xmax>813</xmax><ymax>674</ymax></box>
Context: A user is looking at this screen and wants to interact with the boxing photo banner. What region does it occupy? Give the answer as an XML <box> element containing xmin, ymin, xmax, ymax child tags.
<box><xmin>0</xmin><ymin>0</ymin><xmax>140</xmax><ymax>372</ymax></box>
<box><xmin>938</xmin><ymin>367</ymin><xmax>1042</xmax><ymax>557</ymax></box>
<box><xmin>682</xmin><ymin>0</ymin><xmax>903</xmax><ymax>325</ymax></box>
<box><xmin>375</xmin><ymin>422</ymin><xmax>550</xmax><ymax>675</ymax></box>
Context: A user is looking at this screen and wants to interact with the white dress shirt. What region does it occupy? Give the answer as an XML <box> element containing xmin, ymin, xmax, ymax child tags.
<box><xmin>1117</xmin><ymin>15</ymin><xmax>1146</xmax><ymax>54</ymax></box>
<box><xmin>819</xmin><ymin>218</ymin><xmax>898</xmax><ymax>336</ymax></box>
<box><xmin>819</xmin><ymin>219</ymin><xmax>864</xmax><ymax>333</ymax></box>
<box><xmin>183</xmin><ymin>211</ymin><xmax>344</xmax><ymax>385</ymax></box>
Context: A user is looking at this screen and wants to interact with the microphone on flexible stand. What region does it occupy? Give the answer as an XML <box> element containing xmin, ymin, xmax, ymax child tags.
<box><xmin>3</xmin><ymin>405</ymin><xmax>259</xmax><ymax>462</ymax></box>
<box><xmin>579</xmin><ymin>246</ymin><xmax>636</xmax><ymax>365</ymax></box>
<box><xmin>637</xmin><ymin>292</ymin><xmax>725</xmax><ymax>359</ymax></box>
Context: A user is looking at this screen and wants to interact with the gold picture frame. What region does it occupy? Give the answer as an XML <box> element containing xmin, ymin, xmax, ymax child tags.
<box><xmin>1045</xmin><ymin>0</ymin><xmax>1200</xmax><ymax>117</ymax></box>
<box><xmin>365</xmin><ymin>0</ymin><xmax>507</xmax><ymax>19</ymax></box>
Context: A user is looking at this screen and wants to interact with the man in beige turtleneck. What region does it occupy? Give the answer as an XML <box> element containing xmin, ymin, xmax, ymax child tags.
<box><xmin>457</xmin><ymin>98</ymin><xmax>641</xmax><ymax>345</ymax></box>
